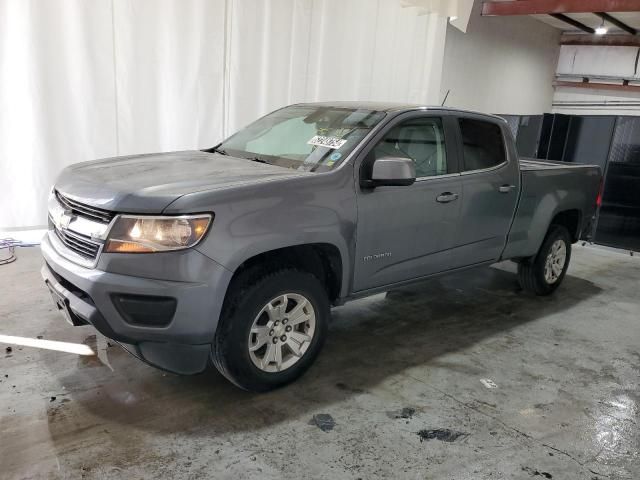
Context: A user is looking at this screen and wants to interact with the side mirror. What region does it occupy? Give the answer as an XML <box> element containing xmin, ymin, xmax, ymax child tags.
<box><xmin>363</xmin><ymin>157</ymin><xmax>416</xmax><ymax>188</ymax></box>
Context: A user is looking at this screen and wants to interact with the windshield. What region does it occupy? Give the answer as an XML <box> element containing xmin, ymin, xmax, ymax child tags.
<box><xmin>216</xmin><ymin>105</ymin><xmax>386</xmax><ymax>172</ymax></box>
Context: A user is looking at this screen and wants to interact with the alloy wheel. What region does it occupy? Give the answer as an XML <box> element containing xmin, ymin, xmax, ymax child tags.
<box><xmin>544</xmin><ymin>239</ymin><xmax>566</xmax><ymax>284</ymax></box>
<box><xmin>248</xmin><ymin>293</ymin><xmax>316</xmax><ymax>373</ymax></box>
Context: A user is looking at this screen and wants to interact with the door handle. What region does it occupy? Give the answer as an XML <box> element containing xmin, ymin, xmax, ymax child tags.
<box><xmin>436</xmin><ymin>192</ymin><xmax>459</xmax><ymax>203</ymax></box>
<box><xmin>499</xmin><ymin>184</ymin><xmax>516</xmax><ymax>193</ymax></box>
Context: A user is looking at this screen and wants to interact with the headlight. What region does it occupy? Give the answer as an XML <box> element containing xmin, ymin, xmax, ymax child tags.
<box><xmin>104</xmin><ymin>214</ymin><xmax>212</xmax><ymax>253</ymax></box>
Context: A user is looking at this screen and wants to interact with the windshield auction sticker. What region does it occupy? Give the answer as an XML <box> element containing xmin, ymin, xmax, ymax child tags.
<box><xmin>307</xmin><ymin>135</ymin><xmax>347</xmax><ymax>149</ymax></box>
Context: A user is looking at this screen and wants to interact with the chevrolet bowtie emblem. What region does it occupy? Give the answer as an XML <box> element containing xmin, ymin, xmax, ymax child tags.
<box><xmin>58</xmin><ymin>210</ymin><xmax>75</xmax><ymax>229</ymax></box>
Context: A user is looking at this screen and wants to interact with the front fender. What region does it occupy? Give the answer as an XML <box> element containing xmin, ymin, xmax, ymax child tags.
<box><xmin>167</xmin><ymin>167</ymin><xmax>357</xmax><ymax>300</ymax></box>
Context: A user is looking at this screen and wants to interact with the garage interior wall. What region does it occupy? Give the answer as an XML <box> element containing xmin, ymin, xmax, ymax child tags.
<box><xmin>552</xmin><ymin>45</ymin><xmax>640</xmax><ymax>116</ymax></box>
<box><xmin>0</xmin><ymin>0</ymin><xmax>448</xmax><ymax>229</ymax></box>
<box><xmin>553</xmin><ymin>88</ymin><xmax>640</xmax><ymax>116</ymax></box>
<box><xmin>439</xmin><ymin>0</ymin><xmax>560</xmax><ymax>115</ymax></box>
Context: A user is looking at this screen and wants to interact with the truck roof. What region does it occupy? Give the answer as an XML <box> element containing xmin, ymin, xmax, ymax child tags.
<box><xmin>294</xmin><ymin>101</ymin><xmax>506</xmax><ymax>122</ymax></box>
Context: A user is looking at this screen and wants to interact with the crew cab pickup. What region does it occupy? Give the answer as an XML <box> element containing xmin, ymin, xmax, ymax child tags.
<box><xmin>42</xmin><ymin>103</ymin><xmax>602</xmax><ymax>391</ymax></box>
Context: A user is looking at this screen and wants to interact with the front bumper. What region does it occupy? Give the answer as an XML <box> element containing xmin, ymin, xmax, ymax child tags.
<box><xmin>41</xmin><ymin>232</ymin><xmax>233</xmax><ymax>374</ymax></box>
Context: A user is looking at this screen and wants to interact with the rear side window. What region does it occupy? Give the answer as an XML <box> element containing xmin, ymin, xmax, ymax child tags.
<box><xmin>458</xmin><ymin>118</ymin><xmax>506</xmax><ymax>171</ymax></box>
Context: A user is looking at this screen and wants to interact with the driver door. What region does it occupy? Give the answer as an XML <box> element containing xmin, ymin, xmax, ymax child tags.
<box><xmin>353</xmin><ymin>113</ymin><xmax>462</xmax><ymax>292</ymax></box>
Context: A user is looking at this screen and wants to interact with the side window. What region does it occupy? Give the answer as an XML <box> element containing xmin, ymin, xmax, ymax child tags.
<box><xmin>458</xmin><ymin>118</ymin><xmax>506</xmax><ymax>171</ymax></box>
<box><xmin>369</xmin><ymin>117</ymin><xmax>448</xmax><ymax>178</ymax></box>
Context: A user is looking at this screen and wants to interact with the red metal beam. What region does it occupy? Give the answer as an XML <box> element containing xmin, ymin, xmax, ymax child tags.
<box><xmin>561</xmin><ymin>33</ymin><xmax>640</xmax><ymax>46</ymax></box>
<box><xmin>554</xmin><ymin>80</ymin><xmax>640</xmax><ymax>92</ymax></box>
<box><xmin>483</xmin><ymin>1</ymin><xmax>640</xmax><ymax>16</ymax></box>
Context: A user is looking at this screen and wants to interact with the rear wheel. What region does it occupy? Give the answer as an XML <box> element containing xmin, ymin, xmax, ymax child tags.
<box><xmin>211</xmin><ymin>268</ymin><xmax>329</xmax><ymax>392</ymax></box>
<box><xmin>518</xmin><ymin>225</ymin><xmax>572</xmax><ymax>296</ymax></box>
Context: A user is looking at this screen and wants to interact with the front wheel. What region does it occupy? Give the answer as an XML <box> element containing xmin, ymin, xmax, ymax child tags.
<box><xmin>211</xmin><ymin>268</ymin><xmax>329</xmax><ymax>392</ymax></box>
<box><xmin>517</xmin><ymin>225</ymin><xmax>572</xmax><ymax>296</ymax></box>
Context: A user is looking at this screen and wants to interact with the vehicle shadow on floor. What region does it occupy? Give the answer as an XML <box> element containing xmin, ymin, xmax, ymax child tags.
<box><xmin>45</xmin><ymin>264</ymin><xmax>602</xmax><ymax>451</ymax></box>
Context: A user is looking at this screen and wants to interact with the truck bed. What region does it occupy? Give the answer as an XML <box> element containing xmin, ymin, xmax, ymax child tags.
<box><xmin>501</xmin><ymin>158</ymin><xmax>602</xmax><ymax>260</ymax></box>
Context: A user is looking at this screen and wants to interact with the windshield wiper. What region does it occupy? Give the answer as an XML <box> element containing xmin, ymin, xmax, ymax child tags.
<box><xmin>244</xmin><ymin>156</ymin><xmax>268</xmax><ymax>164</ymax></box>
<box><xmin>211</xmin><ymin>146</ymin><xmax>229</xmax><ymax>156</ymax></box>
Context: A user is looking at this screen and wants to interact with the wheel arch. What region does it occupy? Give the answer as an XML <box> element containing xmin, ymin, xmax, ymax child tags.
<box><xmin>550</xmin><ymin>209</ymin><xmax>582</xmax><ymax>243</ymax></box>
<box><xmin>224</xmin><ymin>243</ymin><xmax>346</xmax><ymax>306</ymax></box>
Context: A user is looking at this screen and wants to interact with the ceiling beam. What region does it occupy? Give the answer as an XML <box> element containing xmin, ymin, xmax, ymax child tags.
<box><xmin>560</xmin><ymin>33</ymin><xmax>640</xmax><ymax>46</ymax></box>
<box><xmin>595</xmin><ymin>12</ymin><xmax>638</xmax><ymax>35</ymax></box>
<box><xmin>555</xmin><ymin>79</ymin><xmax>640</xmax><ymax>93</ymax></box>
<box><xmin>482</xmin><ymin>1</ymin><xmax>640</xmax><ymax>16</ymax></box>
<box><xmin>550</xmin><ymin>13</ymin><xmax>596</xmax><ymax>33</ymax></box>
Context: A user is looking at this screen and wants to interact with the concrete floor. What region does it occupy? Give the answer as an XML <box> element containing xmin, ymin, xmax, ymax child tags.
<box><xmin>0</xmin><ymin>245</ymin><xmax>638</xmax><ymax>479</ymax></box>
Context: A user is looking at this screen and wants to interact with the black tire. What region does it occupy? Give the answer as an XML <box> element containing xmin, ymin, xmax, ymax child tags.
<box><xmin>211</xmin><ymin>268</ymin><xmax>329</xmax><ymax>392</ymax></box>
<box><xmin>518</xmin><ymin>225</ymin><xmax>572</xmax><ymax>296</ymax></box>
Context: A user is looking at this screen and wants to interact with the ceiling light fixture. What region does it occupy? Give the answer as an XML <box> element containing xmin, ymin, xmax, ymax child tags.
<box><xmin>595</xmin><ymin>18</ymin><xmax>608</xmax><ymax>35</ymax></box>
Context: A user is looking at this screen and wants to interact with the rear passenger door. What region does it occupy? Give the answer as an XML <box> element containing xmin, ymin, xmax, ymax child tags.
<box><xmin>450</xmin><ymin>116</ymin><xmax>520</xmax><ymax>268</ymax></box>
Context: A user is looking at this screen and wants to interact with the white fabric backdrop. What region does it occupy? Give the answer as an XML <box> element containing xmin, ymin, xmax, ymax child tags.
<box><xmin>0</xmin><ymin>0</ymin><xmax>451</xmax><ymax>229</ymax></box>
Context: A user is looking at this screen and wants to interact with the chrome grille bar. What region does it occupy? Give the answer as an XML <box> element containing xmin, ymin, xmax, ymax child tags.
<box><xmin>55</xmin><ymin>191</ymin><xmax>114</xmax><ymax>224</ymax></box>
<box><xmin>54</xmin><ymin>228</ymin><xmax>101</xmax><ymax>259</ymax></box>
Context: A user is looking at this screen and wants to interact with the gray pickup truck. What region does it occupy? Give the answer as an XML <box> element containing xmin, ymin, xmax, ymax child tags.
<box><xmin>42</xmin><ymin>102</ymin><xmax>602</xmax><ymax>391</ymax></box>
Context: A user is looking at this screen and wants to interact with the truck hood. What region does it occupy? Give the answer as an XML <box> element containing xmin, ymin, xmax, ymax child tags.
<box><xmin>55</xmin><ymin>150</ymin><xmax>309</xmax><ymax>213</ymax></box>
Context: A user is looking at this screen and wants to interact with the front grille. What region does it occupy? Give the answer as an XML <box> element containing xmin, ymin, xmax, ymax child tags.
<box><xmin>54</xmin><ymin>228</ymin><xmax>101</xmax><ymax>260</ymax></box>
<box><xmin>55</xmin><ymin>191</ymin><xmax>115</xmax><ymax>224</ymax></box>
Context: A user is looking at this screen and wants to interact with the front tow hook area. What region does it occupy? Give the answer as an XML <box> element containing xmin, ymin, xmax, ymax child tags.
<box><xmin>45</xmin><ymin>280</ymin><xmax>87</xmax><ymax>327</ymax></box>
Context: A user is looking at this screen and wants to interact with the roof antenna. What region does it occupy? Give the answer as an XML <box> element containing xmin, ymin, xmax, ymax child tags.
<box><xmin>441</xmin><ymin>89</ymin><xmax>450</xmax><ymax>107</ymax></box>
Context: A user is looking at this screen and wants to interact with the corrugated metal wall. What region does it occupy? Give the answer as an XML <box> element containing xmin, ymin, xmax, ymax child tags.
<box><xmin>500</xmin><ymin>113</ymin><xmax>640</xmax><ymax>251</ymax></box>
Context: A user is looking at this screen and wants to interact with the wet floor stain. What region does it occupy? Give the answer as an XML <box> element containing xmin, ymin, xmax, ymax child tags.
<box><xmin>387</xmin><ymin>407</ymin><xmax>416</xmax><ymax>419</ymax></box>
<box><xmin>335</xmin><ymin>382</ymin><xmax>365</xmax><ymax>394</ymax></box>
<box><xmin>417</xmin><ymin>428</ymin><xmax>469</xmax><ymax>443</ymax></box>
<box><xmin>522</xmin><ymin>466</ymin><xmax>553</xmax><ymax>478</ymax></box>
<box><xmin>78</xmin><ymin>335</ymin><xmax>102</xmax><ymax>368</ymax></box>
<box><xmin>310</xmin><ymin>414</ymin><xmax>336</xmax><ymax>432</ymax></box>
